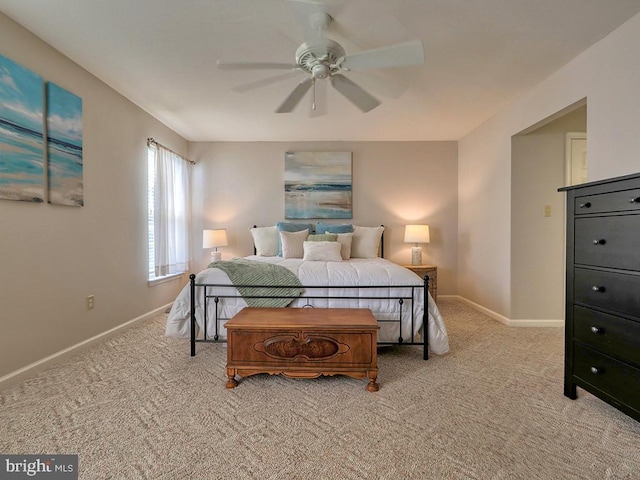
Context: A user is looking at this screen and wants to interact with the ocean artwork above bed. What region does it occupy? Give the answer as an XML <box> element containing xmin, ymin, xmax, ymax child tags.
<box><xmin>284</xmin><ymin>151</ymin><xmax>352</xmax><ymax>219</ymax></box>
<box><xmin>0</xmin><ymin>54</ymin><xmax>45</xmax><ymax>203</ymax></box>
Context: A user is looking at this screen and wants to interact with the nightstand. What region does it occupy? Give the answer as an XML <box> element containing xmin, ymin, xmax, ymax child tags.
<box><xmin>403</xmin><ymin>265</ymin><xmax>437</xmax><ymax>303</ymax></box>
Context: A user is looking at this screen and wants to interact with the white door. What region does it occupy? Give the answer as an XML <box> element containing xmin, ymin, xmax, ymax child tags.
<box><xmin>565</xmin><ymin>132</ymin><xmax>587</xmax><ymax>186</ymax></box>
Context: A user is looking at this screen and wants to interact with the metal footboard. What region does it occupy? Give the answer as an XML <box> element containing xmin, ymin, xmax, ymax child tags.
<box><xmin>190</xmin><ymin>274</ymin><xmax>430</xmax><ymax>360</ymax></box>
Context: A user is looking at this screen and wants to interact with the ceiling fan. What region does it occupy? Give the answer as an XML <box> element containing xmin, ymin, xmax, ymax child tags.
<box><xmin>217</xmin><ymin>2</ymin><xmax>425</xmax><ymax>114</ymax></box>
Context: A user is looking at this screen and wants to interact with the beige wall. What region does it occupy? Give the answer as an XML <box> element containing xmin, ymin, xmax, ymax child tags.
<box><xmin>458</xmin><ymin>12</ymin><xmax>640</xmax><ymax>320</ymax></box>
<box><xmin>511</xmin><ymin>106</ymin><xmax>586</xmax><ymax>321</ymax></box>
<box><xmin>0</xmin><ymin>13</ymin><xmax>187</xmax><ymax>378</ymax></box>
<box><xmin>188</xmin><ymin>141</ymin><xmax>458</xmax><ymax>294</ymax></box>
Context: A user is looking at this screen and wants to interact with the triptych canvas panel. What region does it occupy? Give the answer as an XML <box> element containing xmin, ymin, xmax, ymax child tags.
<box><xmin>0</xmin><ymin>54</ymin><xmax>45</xmax><ymax>203</ymax></box>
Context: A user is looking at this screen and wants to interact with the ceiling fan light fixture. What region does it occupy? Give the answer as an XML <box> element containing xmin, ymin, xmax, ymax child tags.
<box><xmin>312</xmin><ymin>64</ymin><xmax>329</xmax><ymax>79</ymax></box>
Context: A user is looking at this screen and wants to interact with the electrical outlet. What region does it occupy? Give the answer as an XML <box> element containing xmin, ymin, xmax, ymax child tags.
<box><xmin>87</xmin><ymin>295</ymin><xmax>95</xmax><ymax>310</ymax></box>
<box><xmin>544</xmin><ymin>205</ymin><xmax>552</xmax><ymax>217</ymax></box>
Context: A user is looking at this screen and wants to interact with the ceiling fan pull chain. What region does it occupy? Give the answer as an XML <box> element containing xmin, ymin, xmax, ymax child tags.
<box><xmin>312</xmin><ymin>77</ymin><xmax>317</xmax><ymax>111</ymax></box>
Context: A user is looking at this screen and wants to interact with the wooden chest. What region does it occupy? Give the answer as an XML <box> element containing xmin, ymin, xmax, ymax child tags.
<box><xmin>225</xmin><ymin>307</ymin><xmax>379</xmax><ymax>391</ymax></box>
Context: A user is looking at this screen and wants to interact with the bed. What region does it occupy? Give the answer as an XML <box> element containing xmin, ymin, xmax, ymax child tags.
<box><xmin>165</xmin><ymin>224</ymin><xmax>450</xmax><ymax>359</ymax></box>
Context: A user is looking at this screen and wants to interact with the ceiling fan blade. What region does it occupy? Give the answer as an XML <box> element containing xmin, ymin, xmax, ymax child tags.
<box><xmin>217</xmin><ymin>60</ymin><xmax>297</xmax><ymax>71</ymax></box>
<box><xmin>340</xmin><ymin>40</ymin><xmax>424</xmax><ymax>71</ymax></box>
<box><xmin>233</xmin><ymin>72</ymin><xmax>301</xmax><ymax>94</ymax></box>
<box><xmin>330</xmin><ymin>74</ymin><xmax>380</xmax><ymax>113</ymax></box>
<box><xmin>276</xmin><ymin>78</ymin><xmax>314</xmax><ymax>113</ymax></box>
<box><xmin>346</xmin><ymin>69</ymin><xmax>411</xmax><ymax>100</ymax></box>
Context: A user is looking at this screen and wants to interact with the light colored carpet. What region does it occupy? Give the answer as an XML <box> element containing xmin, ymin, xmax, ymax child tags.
<box><xmin>1</xmin><ymin>299</ymin><xmax>639</xmax><ymax>479</ymax></box>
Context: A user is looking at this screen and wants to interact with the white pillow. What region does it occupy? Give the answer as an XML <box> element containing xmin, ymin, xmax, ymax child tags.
<box><xmin>250</xmin><ymin>226</ymin><xmax>278</xmax><ymax>256</ymax></box>
<box><xmin>303</xmin><ymin>241</ymin><xmax>343</xmax><ymax>262</ymax></box>
<box><xmin>351</xmin><ymin>225</ymin><xmax>384</xmax><ymax>258</ymax></box>
<box><xmin>331</xmin><ymin>231</ymin><xmax>354</xmax><ymax>260</ymax></box>
<box><xmin>280</xmin><ymin>229</ymin><xmax>309</xmax><ymax>259</ymax></box>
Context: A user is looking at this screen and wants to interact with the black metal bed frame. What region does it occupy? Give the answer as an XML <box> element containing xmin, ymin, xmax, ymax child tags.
<box><xmin>188</xmin><ymin>274</ymin><xmax>431</xmax><ymax>360</ymax></box>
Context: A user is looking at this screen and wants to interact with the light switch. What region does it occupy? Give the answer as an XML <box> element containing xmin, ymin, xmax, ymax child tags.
<box><xmin>544</xmin><ymin>205</ymin><xmax>552</xmax><ymax>217</ymax></box>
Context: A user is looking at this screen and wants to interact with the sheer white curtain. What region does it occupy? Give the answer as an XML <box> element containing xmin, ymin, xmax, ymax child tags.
<box><xmin>151</xmin><ymin>144</ymin><xmax>190</xmax><ymax>277</ymax></box>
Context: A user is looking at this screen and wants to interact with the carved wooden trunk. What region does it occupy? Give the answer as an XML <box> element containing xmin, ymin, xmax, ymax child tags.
<box><xmin>225</xmin><ymin>307</ymin><xmax>379</xmax><ymax>391</ymax></box>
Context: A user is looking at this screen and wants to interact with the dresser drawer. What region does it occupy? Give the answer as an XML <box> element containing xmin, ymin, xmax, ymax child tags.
<box><xmin>574</xmin><ymin>268</ymin><xmax>640</xmax><ymax>317</ymax></box>
<box><xmin>573</xmin><ymin>306</ymin><xmax>640</xmax><ymax>366</ymax></box>
<box><xmin>575</xmin><ymin>189</ymin><xmax>640</xmax><ymax>214</ymax></box>
<box><xmin>575</xmin><ymin>216</ymin><xmax>640</xmax><ymax>270</ymax></box>
<box><xmin>573</xmin><ymin>343</ymin><xmax>640</xmax><ymax>411</ymax></box>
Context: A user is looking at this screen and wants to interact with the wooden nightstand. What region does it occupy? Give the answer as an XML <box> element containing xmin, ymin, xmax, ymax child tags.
<box><xmin>403</xmin><ymin>265</ymin><xmax>437</xmax><ymax>303</ymax></box>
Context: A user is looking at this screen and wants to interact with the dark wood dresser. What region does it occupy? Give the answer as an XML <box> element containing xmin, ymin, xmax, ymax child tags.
<box><xmin>559</xmin><ymin>172</ymin><xmax>640</xmax><ymax>422</ymax></box>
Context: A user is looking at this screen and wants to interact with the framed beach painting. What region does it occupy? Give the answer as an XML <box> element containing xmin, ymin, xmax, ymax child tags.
<box><xmin>46</xmin><ymin>82</ymin><xmax>83</xmax><ymax>206</ymax></box>
<box><xmin>284</xmin><ymin>151</ymin><xmax>352</xmax><ymax>219</ymax></box>
<box><xmin>0</xmin><ymin>54</ymin><xmax>45</xmax><ymax>203</ymax></box>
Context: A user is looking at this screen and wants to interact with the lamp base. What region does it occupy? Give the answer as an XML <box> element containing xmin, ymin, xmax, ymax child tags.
<box><xmin>411</xmin><ymin>246</ymin><xmax>422</xmax><ymax>266</ymax></box>
<box><xmin>210</xmin><ymin>251</ymin><xmax>222</xmax><ymax>262</ymax></box>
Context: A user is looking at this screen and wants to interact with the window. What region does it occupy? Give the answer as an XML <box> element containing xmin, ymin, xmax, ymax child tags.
<box><xmin>147</xmin><ymin>140</ymin><xmax>190</xmax><ymax>282</ymax></box>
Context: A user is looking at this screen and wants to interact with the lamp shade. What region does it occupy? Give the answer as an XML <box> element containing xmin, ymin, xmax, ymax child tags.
<box><xmin>203</xmin><ymin>229</ymin><xmax>228</xmax><ymax>249</ymax></box>
<box><xmin>404</xmin><ymin>224</ymin><xmax>430</xmax><ymax>244</ymax></box>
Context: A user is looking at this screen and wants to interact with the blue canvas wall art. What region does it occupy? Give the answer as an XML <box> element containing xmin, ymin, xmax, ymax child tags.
<box><xmin>46</xmin><ymin>82</ymin><xmax>83</xmax><ymax>206</ymax></box>
<box><xmin>0</xmin><ymin>54</ymin><xmax>44</xmax><ymax>203</ymax></box>
<box><xmin>285</xmin><ymin>151</ymin><xmax>352</xmax><ymax>219</ymax></box>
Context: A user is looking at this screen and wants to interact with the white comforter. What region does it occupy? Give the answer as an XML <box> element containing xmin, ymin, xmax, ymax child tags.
<box><xmin>166</xmin><ymin>256</ymin><xmax>449</xmax><ymax>355</ymax></box>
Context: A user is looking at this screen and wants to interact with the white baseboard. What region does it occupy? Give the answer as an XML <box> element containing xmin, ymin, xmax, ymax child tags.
<box><xmin>0</xmin><ymin>303</ymin><xmax>172</xmax><ymax>390</ymax></box>
<box><xmin>450</xmin><ymin>296</ymin><xmax>564</xmax><ymax>327</ymax></box>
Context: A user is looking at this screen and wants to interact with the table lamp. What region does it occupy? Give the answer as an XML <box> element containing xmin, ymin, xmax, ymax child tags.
<box><xmin>404</xmin><ymin>224</ymin><xmax>430</xmax><ymax>266</ymax></box>
<box><xmin>203</xmin><ymin>229</ymin><xmax>228</xmax><ymax>262</ymax></box>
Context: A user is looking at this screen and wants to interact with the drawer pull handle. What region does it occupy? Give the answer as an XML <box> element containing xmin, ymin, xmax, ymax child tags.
<box><xmin>590</xmin><ymin>366</ymin><xmax>602</xmax><ymax>374</ymax></box>
<box><xmin>590</xmin><ymin>326</ymin><xmax>603</xmax><ymax>334</ymax></box>
<box><xmin>631</xmin><ymin>197</ymin><xmax>640</xmax><ymax>204</ymax></box>
<box><xmin>579</xmin><ymin>202</ymin><xmax>592</xmax><ymax>209</ymax></box>
<box><xmin>591</xmin><ymin>285</ymin><xmax>605</xmax><ymax>292</ymax></box>
<box><xmin>592</xmin><ymin>239</ymin><xmax>606</xmax><ymax>245</ymax></box>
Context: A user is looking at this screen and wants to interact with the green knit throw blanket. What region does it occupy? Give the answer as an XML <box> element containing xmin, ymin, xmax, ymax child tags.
<box><xmin>207</xmin><ymin>258</ymin><xmax>303</xmax><ymax>308</ymax></box>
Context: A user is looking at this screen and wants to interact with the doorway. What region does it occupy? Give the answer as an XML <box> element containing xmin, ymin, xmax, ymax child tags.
<box><xmin>510</xmin><ymin>103</ymin><xmax>587</xmax><ymax>321</ymax></box>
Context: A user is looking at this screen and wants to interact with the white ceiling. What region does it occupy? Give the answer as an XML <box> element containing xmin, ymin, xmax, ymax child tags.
<box><xmin>2</xmin><ymin>0</ymin><xmax>640</xmax><ymax>142</ymax></box>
